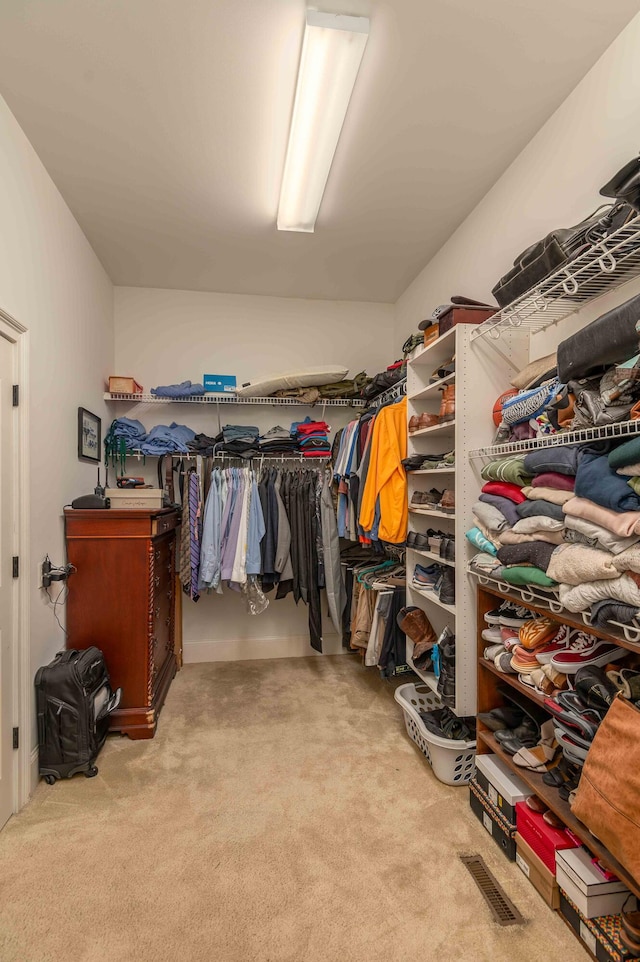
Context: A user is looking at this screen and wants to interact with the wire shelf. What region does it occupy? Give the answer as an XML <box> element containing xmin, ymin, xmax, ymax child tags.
<box><xmin>103</xmin><ymin>392</ymin><xmax>365</xmax><ymax>408</ymax></box>
<box><xmin>366</xmin><ymin>377</ymin><xmax>407</xmax><ymax>409</ymax></box>
<box><xmin>470</xmin><ymin>212</ymin><xmax>640</xmax><ymax>341</ymax></box>
<box><xmin>114</xmin><ymin>451</ymin><xmax>332</xmax><ymax>463</ymax></box>
<box><xmin>468</xmin><ymin>418</ymin><xmax>640</xmax><ymax>461</ymax></box>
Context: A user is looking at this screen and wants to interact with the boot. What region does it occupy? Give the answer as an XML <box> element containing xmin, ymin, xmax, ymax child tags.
<box><xmin>396</xmin><ymin>606</ymin><xmax>436</xmax><ymax>663</ymax></box>
<box><xmin>438</xmin><ymin>384</ymin><xmax>455</xmax><ymax>423</ymax></box>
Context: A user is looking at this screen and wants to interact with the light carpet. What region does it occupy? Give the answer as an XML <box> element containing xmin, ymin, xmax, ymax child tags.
<box><xmin>0</xmin><ymin>656</ymin><xmax>589</xmax><ymax>962</ymax></box>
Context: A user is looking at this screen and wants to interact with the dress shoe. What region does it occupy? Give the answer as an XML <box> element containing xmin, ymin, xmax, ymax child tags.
<box><xmin>409</xmin><ymin>412</ymin><xmax>440</xmax><ymax>434</ymax></box>
<box><xmin>411</xmin><ymin>488</ymin><xmax>442</xmax><ymax>506</ymax></box>
<box><xmin>438</xmin><ymin>489</ymin><xmax>455</xmax><ymax>514</ymax></box>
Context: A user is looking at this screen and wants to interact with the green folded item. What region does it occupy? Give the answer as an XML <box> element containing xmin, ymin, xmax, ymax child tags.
<box><xmin>609</xmin><ymin>436</ymin><xmax>640</xmax><ymax>470</ymax></box>
<box><xmin>500</xmin><ymin>565</ymin><xmax>557</xmax><ymax>587</ymax></box>
<box><xmin>481</xmin><ymin>455</ymin><xmax>532</xmax><ymax>487</ymax></box>
<box><xmin>628</xmin><ymin>476</ymin><xmax>640</xmax><ymax>496</ymax></box>
<box><xmin>317</xmin><ymin>371</ymin><xmax>371</xmax><ymax>399</ymax></box>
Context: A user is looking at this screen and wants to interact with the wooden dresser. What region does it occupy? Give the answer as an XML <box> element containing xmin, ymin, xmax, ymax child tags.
<box><xmin>64</xmin><ymin>508</ymin><xmax>179</xmax><ymax>739</ymax></box>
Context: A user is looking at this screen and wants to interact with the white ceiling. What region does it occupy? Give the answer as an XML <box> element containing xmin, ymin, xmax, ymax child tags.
<box><xmin>0</xmin><ymin>0</ymin><xmax>638</xmax><ymax>302</ymax></box>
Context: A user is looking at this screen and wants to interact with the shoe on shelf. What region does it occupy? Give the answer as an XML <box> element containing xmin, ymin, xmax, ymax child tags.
<box><xmin>500</xmin><ymin>627</ymin><xmax>520</xmax><ymax>650</ymax></box>
<box><xmin>438</xmin><ymin>568</ymin><xmax>455</xmax><ymax>605</ymax></box>
<box><xmin>411</xmin><ymin>488</ymin><xmax>443</xmax><ymax>506</ymax></box>
<box><xmin>498</xmin><ymin>603</ymin><xmax>536</xmax><ymax>628</ymax></box>
<box><xmin>484</xmin><ymin>606</ymin><xmax>504</xmax><ymax>625</ymax></box>
<box><xmin>483</xmin><ymin>644</ymin><xmax>505</xmax><ymax>661</ymax></box>
<box><xmin>494</xmin><ymin>651</ymin><xmax>517</xmax><ymax>674</ymax></box>
<box><xmin>481</xmin><ymin>626</ymin><xmax>503</xmax><ymax>644</ymax></box>
<box><xmin>396</xmin><ymin>606</ymin><xmax>437</xmax><ymax>648</ymax></box>
<box><xmin>412</xmin><ymin>563</ymin><xmax>443</xmax><ymax>592</ymax></box>
<box><xmin>533</xmin><ymin>625</ymin><xmax>571</xmax><ymax>664</ymax></box>
<box><xmin>519</xmin><ymin>617</ymin><xmax>562</xmax><ymax>651</ymax></box>
<box><xmin>409</xmin><ymin>413</ymin><xmax>440</xmax><ymax>434</ymax></box>
<box><xmin>510</xmin><ymin>646</ymin><xmax>542</xmax><ymax>674</ymax></box>
<box><xmin>574</xmin><ymin>665</ymin><xmax>620</xmax><ymax>711</ymax></box>
<box><xmin>438</xmin><ymin>384</ymin><xmax>455</xmax><ymax>423</ymax></box>
<box><xmin>438</xmin><ymin>489</ymin><xmax>455</xmax><ymax>514</ymax></box>
<box><xmin>412</xmin><ymin>532</ymin><xmax>432</xmax><ymax>548</ymax></box>
<box><xmin>440</xmin><ymin>536</ymin><xmax>455</xmax><ymax>562</ymax></box>
<box><xmin>606</xmin><ymin>666</ymin><xmax>640</xmax><ymax>703</ymax></box>
<box><xmin>550</xmin><ymin>632</ymin><xmax>627</xmax><ymax>674</ymax></box>
<box><xmin>406</xmin><ymin>531</ymin><xmax>417</xmax><ymax>547</ymax></box>
<box><xmin>428</xmin><ymin>531</ymin><xmax>445</xmax><ymax>553</ymax></box>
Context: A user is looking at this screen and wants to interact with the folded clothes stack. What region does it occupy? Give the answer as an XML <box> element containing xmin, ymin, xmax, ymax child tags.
<box><xmin>488</xmin><ymin>291</ymin><xmax>640</xmax><ymax>445</ymax></box>
<box><xmin>292</xmin><ymin>417</ymin><xmax>332</xmax><ymax>458</ymax></box>
<box><xmin>468</xmin><ymin>439</ymin><xmax>640</xmax><ymax>633</ymax></box>
<box><xmin>139</xmin><ymin>422</ymin><xmax>196</xmax><ymax>455</ymax></box>
<box><xmin>257</xmin><ymin>425</ymin><xmax>299</xmax><ymax>454</ymax></box>
<box><xmin>402</xmin><ymin>450</ymin><xmax>454</xmax><ymax>472</ymax></box>
<box><xmin>150</xmin><ymin>380</ymin><xmax>205</xmax><ymax>398</ymax></box>
<box><xmin>108</xmin><ymin>417</ymin><xmax>147</xmax><ymax>451</ymax></box>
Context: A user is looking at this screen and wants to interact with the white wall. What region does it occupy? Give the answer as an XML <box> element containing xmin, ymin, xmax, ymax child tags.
<box><xmin>394</xmin><ymin>11</ymin><xmax>640</xmax><ymax>360</ymax></box>
<box><xmin>0</xmin><ymin>95</ymin><xmax>114</xmax><ymax>767</ymax></box>
<box><xmin>114</xmin><ymin>286</ymin><xmax>394</xmax><ymax>663</ymax></box>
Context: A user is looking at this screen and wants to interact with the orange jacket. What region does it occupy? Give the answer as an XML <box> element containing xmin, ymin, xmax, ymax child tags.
<box><xmin>359</xmin><ymin>398</ymin><xmax>407</xmax><ymax>543</ymax></box>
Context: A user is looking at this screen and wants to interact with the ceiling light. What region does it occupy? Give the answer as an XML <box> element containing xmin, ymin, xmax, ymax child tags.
<box><xmin>277</xmin><ymin>11</ymin><xmax>369</xmax><ymax>232</ymax></box>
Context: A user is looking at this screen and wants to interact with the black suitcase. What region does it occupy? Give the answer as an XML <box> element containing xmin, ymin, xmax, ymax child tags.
<box><xmin>35</xmin><ymin>647</ymin><xmax>122</xmax><ymax>784</ymax></box>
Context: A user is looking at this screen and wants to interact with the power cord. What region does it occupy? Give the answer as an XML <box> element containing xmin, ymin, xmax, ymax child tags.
<box><xmin>46</xmin><ymin>582</ymin><xmax>69</xmax><ymax>637</ymax></box>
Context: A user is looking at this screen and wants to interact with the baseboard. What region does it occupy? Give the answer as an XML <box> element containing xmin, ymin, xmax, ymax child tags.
<box><xmin>30</xmin><ymin>746</ymin><xmax>39</xmax><ymax>796</ymax></box>
<box><xmin>184</xmin><ymin>633</ymin><xmax>345</xmax><ymax>663</ymax></box>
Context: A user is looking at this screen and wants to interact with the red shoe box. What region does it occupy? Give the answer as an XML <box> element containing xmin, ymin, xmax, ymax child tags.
<box><xmin>515</xmin><ymin>801</ymin><xmax>580</xmax><ymax>874</ymax></box>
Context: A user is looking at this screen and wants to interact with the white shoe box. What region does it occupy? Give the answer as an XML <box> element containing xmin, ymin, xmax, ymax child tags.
<box><xmin>475</xmin><ymin>753</ymin><xmax>532</xmax><ymax>823</ymax></box>
<box><xmin>555</xmin><ymin>846</ymin><xmax>630</xmax><ymax>919</ymax></box>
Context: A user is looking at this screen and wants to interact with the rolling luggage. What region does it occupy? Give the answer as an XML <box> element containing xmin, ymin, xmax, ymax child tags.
<box><xmin>35</xmin><ymin>647</ymin><xmax>122</xmax><ymax>784</ymax></box>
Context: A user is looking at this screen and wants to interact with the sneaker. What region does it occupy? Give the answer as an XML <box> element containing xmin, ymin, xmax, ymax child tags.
<box><xmin>481</xmin><ymin>626</ymin><xmax>503</xmax><ymax>644</ymax></box>
<box><xmin>411</xmin><ymin>488</ymin><xmax>442</xmax><ymax>506</ymax></box>
<box><xmin>510</xmin><ymin>645</ymin><xmax>541</xmax><ymax>673</ymax></box>
<box><xmin>550</xmin><ymin>631</ymin><xmax>627</xmax><ymax>674</ymax></box>
<box><xmin>534</xmin><ymin>625</ymin><xmax>571</xmax><ymax>664</ymax></box>
<box><xmin>519</xmin><ymin>617</ymin><xmax>562</xmax><ymax>651</ymax></box>
<box><xmin>499</xmin><ymin>603</ymin><xmax>536</xmax><ymax>628</ymax></box>
<box><xmin>438</xmin><ymin>489</ymin><xmax>455</xmax><ymax>514</ymax></box>
<box><xmin>412</xmin><ymin>564</ymin><xmax>443</xmax><ymax>592</ymax></box>
<box><xmin>494</xmin><ymin>650</ymin><xmax>517</xmax><ymax>674</ymax></box>
<box><xmin>500</xmin><ymin>627</ymin><xmax>520</xmax><ymax>650</ymax></box>
<box><xmin>484</xmin><ymin>606</ymin><xmax>504</xmax><ymax>625</ymax></box>
<box><xmin>440</xmin><ymin>537</ymin><xmax>455</xmax><ymax>562</ymax></box>
<box><xmin>484</xmin><ymin>644</ymin><xmax>505</xmax><ymax>660</ymax></box>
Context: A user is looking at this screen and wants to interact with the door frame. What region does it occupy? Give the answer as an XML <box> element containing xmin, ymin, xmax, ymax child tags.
<box><xmin>0</xmin><ymin>308</ymin><xmax>30</xmax><ymax>814</ymax></box>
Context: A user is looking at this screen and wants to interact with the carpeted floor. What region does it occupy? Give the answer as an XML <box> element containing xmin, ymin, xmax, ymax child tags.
<box><xmin>0</xmin><ymin>656</ymin><xmax>589</xmax><ymax>962</ymax></box>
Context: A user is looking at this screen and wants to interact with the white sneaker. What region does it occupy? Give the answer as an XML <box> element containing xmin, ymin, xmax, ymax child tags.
<box><xmin>481</xmin><ymin>626</ymin><xmax>502</xmax><ymax>644</ymax></box>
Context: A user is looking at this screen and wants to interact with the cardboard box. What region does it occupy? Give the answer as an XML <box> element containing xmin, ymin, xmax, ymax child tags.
<box><xmin>475</xmin><ymin>754</ymin><xmax>532</xmax><ymax>823</ymax></box>
<box><xmin>515</xmin><ymin>832</ymin><xmax>560</xmax><ymax>910</ymax></box>
<box><xmin>423</xmin><ymin>324</ymin><xmax>440</xmax><ymax>348</ymax></box>
<box><xmin>108</xmin><ymin>376</ymin><xmax>143</xmax><ymax>394</ymax></box>
<box><xmin>105</xmin><ymin>488</ymin><xmax>164</xmax><ymax>510</ymax></box>
<box><xmin>556</xmin><ymin>847</ymin><xmax>630</xmax><ymax>919</ymax></box>
<box><xmin>515</xmin><ymin>800</ymin><xmax>580</xmax><ymax>874</ymax></box>
<box><xmin>469</xmin><ymin>778</ymin><xmax>516</xmax><ymax>862</ymax></box>
<box><xmin>560</xmin><ymin>892</ymin><xmax>633</xmax><ymax>962</ymax></box>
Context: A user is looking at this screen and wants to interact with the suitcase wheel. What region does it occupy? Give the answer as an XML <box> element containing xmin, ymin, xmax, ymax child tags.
<box><xmin>44</xmin><ymin>775</ymin><xmax>56</xmax><ymax>785</ymax></box>
<box><xmin>85</xmin><ymin>765</ymin><xmax>98</xmax><ymax>778</ymax></box>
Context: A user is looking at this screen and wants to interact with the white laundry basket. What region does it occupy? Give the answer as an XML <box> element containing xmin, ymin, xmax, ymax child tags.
<box><xmin>394</xmin><ymin>683</ymin><xmax>476</xmax><ymax>786</ymax></box>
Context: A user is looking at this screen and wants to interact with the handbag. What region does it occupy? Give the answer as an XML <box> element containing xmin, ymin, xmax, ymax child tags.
<box><xmin>600</xmin><ymin>155</ymin><xmax>640</xmax><ymax>211</ymax></box>
<box><xmin>571</xmin><ymin>695</ymin><xmax>640</xmax><ymax>885</ymax></box>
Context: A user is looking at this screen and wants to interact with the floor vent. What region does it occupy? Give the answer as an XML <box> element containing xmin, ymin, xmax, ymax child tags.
<box><xmin>460</xmin><ymin>855</ymin><xmax>525</xmax><ymax>926</ymax></box>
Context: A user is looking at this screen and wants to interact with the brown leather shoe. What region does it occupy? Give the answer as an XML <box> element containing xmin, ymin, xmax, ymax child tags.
<box><xmin>439</xmin><ymin>384</ymin><xmax>455</xmax><ymax>423</ymax></box>
<box><xmin>409</xmin><ymin>412</ymin><xmax>440</xmax><ymax>434</ymax></box>
<box><xmin>439</xmin><ymin>489</ymin><xmax>455</xmax><ymax>513</ymax></box>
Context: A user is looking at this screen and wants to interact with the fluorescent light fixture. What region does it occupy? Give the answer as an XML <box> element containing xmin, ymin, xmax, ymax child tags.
<box><xmin>277</xmin><ymin>11</ymin><xmax>369</xmax><ymax>232</ymax></box>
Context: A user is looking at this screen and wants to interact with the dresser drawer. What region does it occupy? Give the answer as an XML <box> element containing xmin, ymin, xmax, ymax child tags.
<box><xmin>152</xmin><ymin>512</ymin><xmax>179</xmax><ymax>537</ymax></box>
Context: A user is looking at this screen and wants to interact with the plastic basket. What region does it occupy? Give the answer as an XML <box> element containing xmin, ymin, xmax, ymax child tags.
<box><xmin>394</xmin><ymin>683</ymin><xmax>476</xmax><ymax>786</ymax></box>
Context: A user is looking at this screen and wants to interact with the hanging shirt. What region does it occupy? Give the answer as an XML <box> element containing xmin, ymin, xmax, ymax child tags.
<box><xmin>359</xmin><ymin>397</ymin><xmax>408</xmax><ymax>544</ymax></box>
<box><xmin>246</xmin><ymin>477</ymin><xmax>266</xmax><ymax>576</ymax></box>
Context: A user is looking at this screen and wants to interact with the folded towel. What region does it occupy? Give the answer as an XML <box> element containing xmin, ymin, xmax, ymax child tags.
<box><xmin>546</xmin><ymin>543</ymin><xmax>618</xmax><ymax>585</ymax></box>
<box><xmin>559</xmin><ymin>574</ymin><xmax>640</xmax><ymax>612</ymax></box>
<box><xmin>564</xmin><ymin>496</ymin><xmax>640</xmax><ymax>538</ymax></box>
<box><xmin>522</xmin><ymin>486</ymin><xmax>574</xmax><ymax>506</ymax></box>
<box><xmin>481</xmin><ymin>480</ymin><xmax>527</xmax><ymax>504</ymax></box>
<box><xmin>531</xmin><ymin>472</ymin><xmax>575</xmax><ymax>491</ymax></box>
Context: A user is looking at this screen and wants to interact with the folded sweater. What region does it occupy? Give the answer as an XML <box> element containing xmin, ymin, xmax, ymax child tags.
<box><xmin>481</xmin><ymin>455</ymin><xmax>532</xmax><ymax>487</ymax></box>
<box><xmin>559</xmin><ymin>574</ymin><xmax>640</xmax><ymax>612</ymax></box>
<box><xmin>497</xmin><ymin>542</ymin><xmax>555</xmax><ymax>572</ymax></box>
<box><xmin>608</xmin><ymin>436</ymin><xmax>640</xmax><ymax>470</ymax></box>
<box><xmin>563</xmin><ymin>497</ymin><xmax>640</xmax><ymax>538</ymax></box>
<box><xmin>473</xmin><ymin>501</ymin><xmax>510</xmax><ymax>533</ymax></box>
<box><xmin>522</xmin><ymin>486</ymin><xmax>574</xmax><ymax>506</ymax></box>
<box><xmin>575</xmin><ymin>452</ymin><xmax>640</xmax><ymax>513</ymax></box>
<box><xmin>481</xmin><ymin>481</ymin><xmax>527</xmax><ymax>504</ymax></box>
<box><xmin>513</xmin><ymin>516</ymin><xmax>565</xmax><ymax>534</ymax></box>
<box><xmin>531</xmin><ymin>472</ymin><xmax>575</xmax><ymax>491</ymax></box>
<box><xmin>478</xmin><ymin>493</ymin><xmax>521</xmax><ymax>527</ymax></box>
<box><xmin>545</xmin><ymin>543</ymin><xmax>618</xmax><ymax>586</ymax></box>
<box><xmin>523</xmin><ymin>445</ymin><xmax>581</xmax><ymax>477</ymax></box>
<box><xmin>500</xmin><ymin>566</ymin><xmax>557</xmax><ymax>587</ymax></box>
<box><xmin>499</xmin><ymin>529</ymin><xmax>565</xmax><ymax>546</ymax></box>
<box><xmin>563</xmin><ymin>515</ymin><xmax>640</xmax><ymax>555</ymax></box>
<box><xmin>516</xmin><ymin>499</ymin><xmax>565</xmax><ymax>523</ymax></box>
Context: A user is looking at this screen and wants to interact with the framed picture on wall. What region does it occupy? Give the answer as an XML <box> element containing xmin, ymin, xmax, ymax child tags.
<box><xmin>78</xmin><ymin>407</ymin><xmax>101</xmax><ymax>463</ymax></box>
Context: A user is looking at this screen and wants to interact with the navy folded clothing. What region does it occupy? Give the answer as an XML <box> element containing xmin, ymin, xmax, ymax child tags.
<box><xmin>523</xmin><ymin>444</ymin><xmax>582</xmax><ymax>477</ymax></box>
<box><xmin>575</xmin><ymin>452</ymin><xmax>640</xmax><ymax>513</ymax></box>
<box><xmin>151</xmin><ymin>380</ymin><xmax>205</xmax><ymax>398</ymax></box>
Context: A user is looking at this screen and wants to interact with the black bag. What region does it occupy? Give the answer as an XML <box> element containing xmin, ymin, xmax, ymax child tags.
<box><xmin>600</xmin><ymin>155</ymin><xmax>640</xmax><ymax>211</ymax></box>
<box><xmin>491</xmin><ymin>204</ymin><xmax>634</xmax><ymax>308</ymax></box>
<box><xmin>360</xmin><ymin>363</ymin><xmax>406</xmax><ymax>401</ymax></box>
<box><xmin>35</xmin><ymin>647</ymin><xmax>122</xmax><ymax>783</ymax></box>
